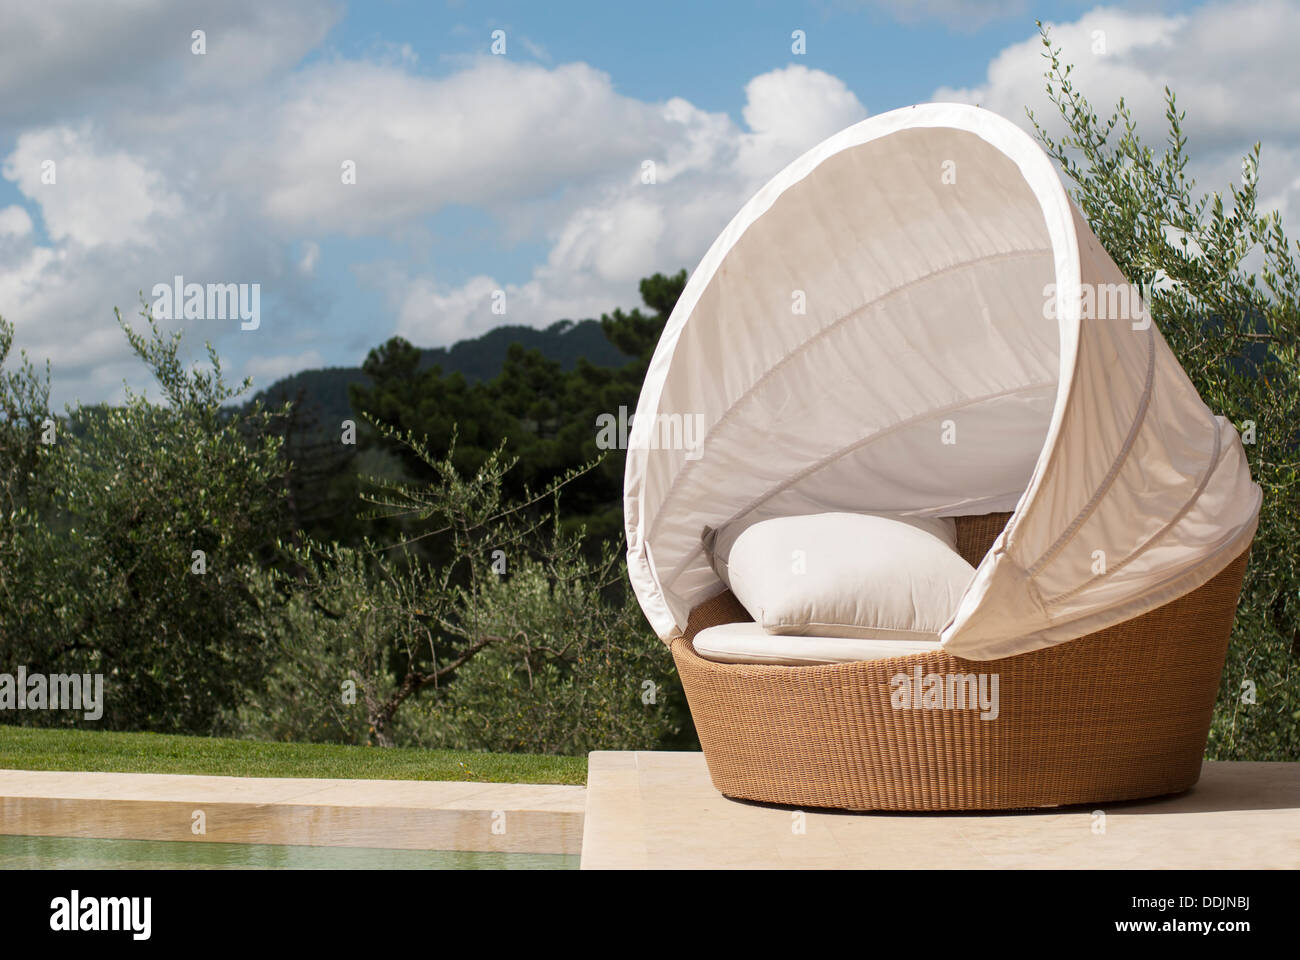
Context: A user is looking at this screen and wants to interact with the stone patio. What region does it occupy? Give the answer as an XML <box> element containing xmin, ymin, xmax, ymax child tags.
<box><xmin>580</xmin><ymin>752</ymin><xmax>1300</xmax><ymax>869</ymax></box>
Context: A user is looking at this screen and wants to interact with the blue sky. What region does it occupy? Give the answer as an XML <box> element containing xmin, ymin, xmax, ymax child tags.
<box><xmin>0</xmin><ymin>0</ymin><xmax>1285</xmax><ymax>405</ymax></box>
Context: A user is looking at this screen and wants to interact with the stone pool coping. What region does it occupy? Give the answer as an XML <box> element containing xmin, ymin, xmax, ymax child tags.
<box><xmin>6</xmin><ymin>757</ymin><xmax>1296</xmax><ymax>868</ymax></box>
<box><xmin>0</xmin><ymin>769</ymin><xmax>585</xmax><ymax>855</ymax></box>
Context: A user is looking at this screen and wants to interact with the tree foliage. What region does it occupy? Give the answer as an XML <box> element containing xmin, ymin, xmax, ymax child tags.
<box><xmin>0</xmin><ymin>287</ymin><xmax>693</xmax><ymax>751</ymax></box>
<box><xmin>1033</xmin><ymin>26</ymin><xmax>1299</xmax><ymax>759</ymax></box>
<box><xmin>0</xmin><ymin>308</ymin><xmax>289</xmax><ymax>732</ymax></box>
<box><xmin>349</xmin><ymin>271</ymin><xmax>687</xmax><ymax>546</ymax></box>
<box><xmin>233</xmin><ymin>432</ymin><xmax>688</xmax><ymax>751</ymax></box>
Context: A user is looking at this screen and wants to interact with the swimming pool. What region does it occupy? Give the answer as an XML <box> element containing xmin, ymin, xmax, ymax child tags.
<box><xmin>0</xmin><ymin>835</ymin><xmax>579</xmax><ymax>870</ymax></box>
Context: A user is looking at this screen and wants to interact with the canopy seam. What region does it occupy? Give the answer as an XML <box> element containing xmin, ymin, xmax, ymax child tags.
<box><xmin>1024</xmin><ymin>323</ymin><xmax>1157</xmax><ymax>577</ymax></box>
<box><xmin>1038</xmin><ymin>415</ymin><xmax>1225</xmax><ymax>606</ymax></box>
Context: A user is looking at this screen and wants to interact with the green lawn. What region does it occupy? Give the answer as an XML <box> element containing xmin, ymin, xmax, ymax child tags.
<box><xmin>0</xmin><ymin>725</ymin><xmax>587</xmax><ymax>785</ymax></box>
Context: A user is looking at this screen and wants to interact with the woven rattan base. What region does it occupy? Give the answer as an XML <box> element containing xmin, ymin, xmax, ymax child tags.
<box><xmin>672</xmin><ymin>513</ymin><xmax>1250</xmax><ymax>811</ymax></box>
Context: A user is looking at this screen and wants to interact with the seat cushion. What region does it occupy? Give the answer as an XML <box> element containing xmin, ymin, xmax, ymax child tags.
<box><xmin>692</xmin><ymin>621</ymin><xmax>942</xmax><ymax>665</ymax></box>
<box><xmin>703</xmin><ymin>511</ymin><xmax>975</xmax><ymax>639</ymax></box>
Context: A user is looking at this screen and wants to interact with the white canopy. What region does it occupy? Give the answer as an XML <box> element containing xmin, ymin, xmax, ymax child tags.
<box><xmin>624</xmin><ymin>103</ymin><xmax>1260</xmax><ymax>661</ymax></box>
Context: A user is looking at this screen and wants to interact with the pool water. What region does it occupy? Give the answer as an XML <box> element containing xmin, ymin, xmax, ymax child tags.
<box><xmin>0</xmin><ymin>835</ymin><xmax>579</xmax><ymax>870</ymax></box>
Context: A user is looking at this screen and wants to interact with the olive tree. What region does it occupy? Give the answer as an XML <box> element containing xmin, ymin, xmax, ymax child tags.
<box><xmin>1032</xmin><ymin>27</ymin><xmax>1299</xmax><ymax>759</ymax></box>
<box><xmin>0</xmin><ymin>308</ymin><xmax>289</xmax><ymax>732</ymax></box>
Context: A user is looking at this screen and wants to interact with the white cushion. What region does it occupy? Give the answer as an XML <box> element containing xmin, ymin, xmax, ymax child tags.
<box><xmin>704</xmin><ymin>512</ymin><xmax>974</xmax><ymax>640</ymax></box>
<box><xmin>692</xmin><ymin>621</ymin><xmax>942</xmax><ymax>665</ymax></box>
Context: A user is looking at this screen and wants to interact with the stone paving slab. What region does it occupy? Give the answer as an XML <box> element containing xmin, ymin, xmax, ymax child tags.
<box><xmin>581</xmin><ymin>752</ymin><xmax>1300</xmax><ymax>869</ymax></box>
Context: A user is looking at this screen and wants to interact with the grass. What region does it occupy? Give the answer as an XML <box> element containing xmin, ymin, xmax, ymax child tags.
<box><xmin>0</xmin><ymin>725</ymin><xmax>587</xmax><ymax>785</ymax></box>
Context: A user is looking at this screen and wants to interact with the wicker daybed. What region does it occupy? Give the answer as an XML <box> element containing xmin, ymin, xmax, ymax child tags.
<box><xmin>623</xmin><ymin>104</ymin><xmax>1261</xmax><ymax>811</ymax></box>
<box><xmin>674</xmin><ymin>513</ymin><xmax>1250</xmax><ymax>810</ymax></box>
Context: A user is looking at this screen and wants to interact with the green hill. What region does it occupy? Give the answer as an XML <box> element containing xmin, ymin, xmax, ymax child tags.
<box><xmin>250</xmin><ymin>318</ymin><xmax>629</xmax><ymax>424</ymax></box>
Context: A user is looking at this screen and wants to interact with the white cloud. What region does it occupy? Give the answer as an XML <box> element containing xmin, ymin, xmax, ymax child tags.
<box><xmin>0</xmin><ymin>0</ymin><xmax>341</xmax><ymax>127</ymax></box>
<box><xmin>385</xmin><ymin>273</ymin><xmax>504</xmax><ymax>346</ymax></box>
<box><xmin>0</xmin><ymin>122</ymin><xmax>290</xmax><ymax>405</ymax></box>
<box><xmin>245</xmin><ymin>348</ymin><xmax>324</xmax><ymax>385</ymax></box>
<box><xmin>933</xmin><ymin>1</ymin><xmax>1300</xmax><ymax>240</ymax></box>
<box><xmin>372</xmin><ymin>63</ymin><xmax>868</xmax><ymax>346</ymax></box>
<box><xmin>253</xmin><ymin>57</ymin><xmax>679</xmax><ymax>234</ymax></box>
<box><xmin>735</xmin><ymin>65</ymin><xmax>869</xmax><ymax>179</ymax></box>
<box><xmin>4</xmin><ymin>32</ymin><xmax>870</xmax><ymax>403</ymax></box>
<box><xmin>935</xmin><ymin>3</ymin><xmax>1300</xmax><ymax>146</ymax></box>
<box><xmin>0</xmin><ymin>205</ymin><xmax>32</xmax><ymax>238</ymax></box>
<box><xmin>0</xmin><ymin>2</ymin><xmax>331</xmax><ymax>406</ymax></box>
<box><xmin>3</xmin><ymin>126</ymin><xmax>182</xmax><ymax>248</ymax></box>
<box><xmin>298</xmin><ymin>241</ymin><xmax>320</xmax><ymax>275</ymax></box>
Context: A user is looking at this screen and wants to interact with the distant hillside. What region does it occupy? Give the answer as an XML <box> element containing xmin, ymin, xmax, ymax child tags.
<box><xmin>418</xmin><ymin>318</ymin><xmax>627</xmax><ymax>380</ymax></box>
<box><xmin>250</xmin><ymin>318</ymin><xmax>629</xmax><ymax>425</ymax></box>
